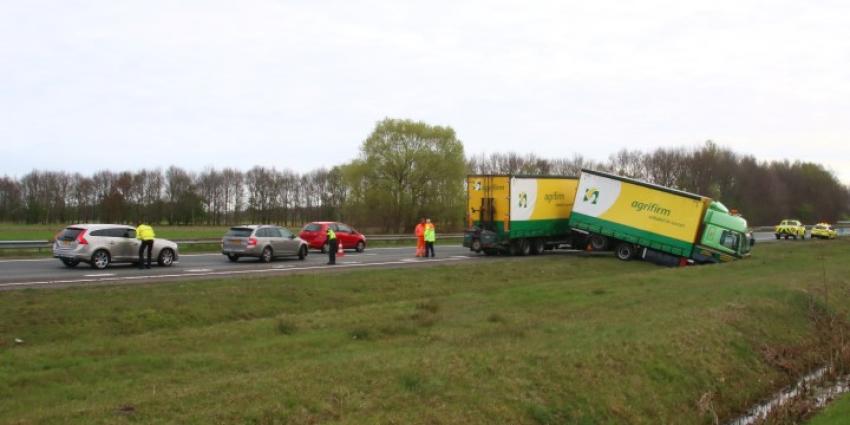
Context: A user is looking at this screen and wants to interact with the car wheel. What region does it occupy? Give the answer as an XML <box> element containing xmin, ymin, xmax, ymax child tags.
<box><xmin>60</xmin><ymin>258</ymin><xmax>80</xmax><ymax>268</ymax></box>
<box><xmin>355</xmin><ymin>241</ymin><xmax>365</xmax><ymax>253</ymax></box>
<box><xmin>615</xmin><ymin>242</ymin><xmax>635</xmax><ymax>261</ymax></box>
<box><xmin>471</xmin><ymin>239</ymin><xmax>482</xmax><ymax>252</ymax></box>
<box><xmin>775</xmin><ymin>234</ymin><xmax>780</xmax><ymax>240</ymax></box>
<box><xmin>157</xmin><ymin>248</ymin><xmax>175</xmax><ymax>267</ymax></box>
<box><xmin>261</xmin><ymin>247</ymin><xmax>273</xmax><ymax>263</ymax></box>
<box><xmin>227</xmin><ymin>254</ymin><xmax>239</xmax><ymax>262</ymax></box>
<box><xmin>90</xmin><ymin>249</ymin><xmax>111</xmax><ymax>270</ymax></box>
<box><xmin>298</xmin><ymin>245</ymin><xmax>307</xmax><ymax>260</ymax></box>
<box><xmin>800</xmin><ymin>233</ymin><xmax>805</xmax><ymax>240</ymax></box>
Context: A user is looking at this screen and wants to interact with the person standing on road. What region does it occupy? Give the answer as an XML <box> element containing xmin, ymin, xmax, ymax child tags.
<box><xmin>414</xmin><ymin>217</ymin><xmax>426</xmax><ymax>257</ymax></box>
<box><xmin>135</xmin><ymin>221</ymin><xmax>156</xmax><ymax>269</ymax></box>
<box><xmin>326</xmin><ymin>226</ymin><xmax>338</xmax><ymax>265</ymax></box>
<box><xmin>424</xmin><ymin>218</ymin><xmax>436</xmax><ymax>258</ymax></box>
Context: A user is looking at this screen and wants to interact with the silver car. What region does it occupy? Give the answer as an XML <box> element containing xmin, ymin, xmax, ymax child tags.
<box><xmin>221</xmin><ymin>225</ymin><xmax>308</xmax><ymax>263</ymax></box>
<box><xmin>53</xmin><ymin>224</ymin><xmax>179</xmax><ymax>270</ymax></box>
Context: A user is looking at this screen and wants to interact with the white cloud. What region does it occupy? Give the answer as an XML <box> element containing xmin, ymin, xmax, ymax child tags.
<box><xmin>1</xmin><ymin>0</ymin><xmax>849</xmax><ymax>182</ymax></box>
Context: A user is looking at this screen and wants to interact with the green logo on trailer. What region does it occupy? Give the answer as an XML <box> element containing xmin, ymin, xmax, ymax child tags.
<box><xmin>518</xmin><ymin>192</ymin><xmax>528</xmax><ymax>208</ymax></box>
<box><xmin>583</xmin><ymin>188</ymin><xmax>599</xmax><ymax>205</ymax></box>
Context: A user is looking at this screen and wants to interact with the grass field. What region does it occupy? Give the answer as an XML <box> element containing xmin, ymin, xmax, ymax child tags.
<box><xmin>1</xmin><ymin>241</ymin><xmax>849</xmax><ymax>424</ymax></box>
<box><xmin>0</xmin><ymin>223</ymin><xmax>236</xmax><ymax>241</ymax></box>
<box><xmin>806</xmin><ymin>393</ymin><xmax>850</xmax><ymax>424</ymax></box>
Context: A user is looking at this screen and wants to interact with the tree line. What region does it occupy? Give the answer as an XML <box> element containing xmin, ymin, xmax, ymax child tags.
<box><xmin>468</xmin><ymin>141</ymin><xmax>850</xmax><ymax>225</ymax></box>
<box><xmin>1</xmin><ymin>120</ymin><xmax>848</xmax><ymax>231</ymax></box>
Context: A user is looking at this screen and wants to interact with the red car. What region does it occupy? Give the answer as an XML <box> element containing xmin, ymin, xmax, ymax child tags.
<box><xmin>300</xmin><ymin>222</ymin><xmax>367</xmax><ymax>252</ymax></box>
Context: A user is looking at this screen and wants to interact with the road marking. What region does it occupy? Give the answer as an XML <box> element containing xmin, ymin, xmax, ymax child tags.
<box><xmin>83</xmin><ymin>273</ymin><xmax>115</xmax><ymax>277</ymax></box>
<box><xmin>272</xmin><ymin>265</ymin><xmax>294</xmax><ymax>269</ymax></box>
<box><xmin>450</xmin><ymin>255</ymin><xmax>471</xmax><ymax>258</ymax></box>
<box><xmin>341</xmin><ymin>261</ymin><xmax>361</xmax><ymax>264</ymax></box>
<box><xmin>184</xmin><ymin>268</ymin><xmax>212</xmax><ymax>273</ymax></box>
<box><xmin>0</xmin><ymin>256</ymin><xmax>484</xmax><ymax>289</ymax></box>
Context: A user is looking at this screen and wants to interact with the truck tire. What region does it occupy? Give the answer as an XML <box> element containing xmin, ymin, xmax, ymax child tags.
<box><xmin>531</xmin><ymin>239</ymin><xmax>545</xmax><ymax>255</ymax></box>
<box><xmin>471</xmin><ymin>239</ymin><xmax>482</xmax><ymax>252</ymax></box>
<box><xmin>590</xmin><ymin>235</ymin><xmax>608</xmax><ymax>251</ymax></box>
<box><xmin>520</xmin><ymin>239</ymin><xmax>531</xmax><ymax>256</ymax></box>
<box><xmin>615</xmin><ymin>243</ymin><xmax>635</xmax><ymax>261</ymax></box>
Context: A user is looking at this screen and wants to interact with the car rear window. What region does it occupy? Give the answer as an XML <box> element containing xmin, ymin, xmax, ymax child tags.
<box><xmin>58</xmin><ymin>228</ymin><xmax>84</xmax><ymax>241</ymax></box>
<box><xmin>303</xmin><ymin>223</ymin><xmax>322</xmax><ymax>232</ymax></box>
<box><xmin>226</xmin><ymin>228</ymin><xmax>254</xmax><ymax>237</ymax></box>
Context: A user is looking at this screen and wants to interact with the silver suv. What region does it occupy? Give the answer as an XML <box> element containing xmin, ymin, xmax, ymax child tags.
<box><xmin>221</xmin><ymin>225</ymin><xmax>308</xmax><ymax>263</ymax></box>
<box><xmin>53</xmin><ymin>224</ymin><xmax>179</xmax><ymax>270</ymax></box>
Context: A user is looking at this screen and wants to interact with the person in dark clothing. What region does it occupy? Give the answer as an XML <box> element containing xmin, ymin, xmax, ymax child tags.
<box><xmin>326</xmin><ymin>226</ymin><xmax>338</xmax><ymax>265</ymax></box>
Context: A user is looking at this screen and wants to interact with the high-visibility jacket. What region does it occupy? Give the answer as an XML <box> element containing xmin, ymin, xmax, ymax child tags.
<box><xmin>136</xmin><ymin>224</ymin><xmax>155</xmax><ymax>241</ymax></box>
<box><xmin>424</xmin><ymin>224</ymin><xmax>436</xmax><ymax>242</ymax></box>
<box><xmin>326</xmin><ymin>228</ymin><xmax>337</xmax><ymax>241</ymax></box>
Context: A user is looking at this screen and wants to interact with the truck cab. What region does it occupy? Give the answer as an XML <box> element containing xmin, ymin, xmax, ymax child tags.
<box><xmin>692</xmin><ymin>202</ymin><xmax>751</xmax><ymax>263</ymax></box>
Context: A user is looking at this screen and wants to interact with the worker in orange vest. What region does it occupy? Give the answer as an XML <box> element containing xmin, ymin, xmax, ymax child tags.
<box><xmin>414</xmin><ymin>217</ymin><xmax>426</xmax><ymax>257</ymax></box>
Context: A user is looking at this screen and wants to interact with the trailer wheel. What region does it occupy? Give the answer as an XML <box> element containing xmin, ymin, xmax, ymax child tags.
<box><xmin>531</xmin><ymin>239</ymin><xmax>545</xmax><ymax>255</ymax></box>
<box><xmin>519</xmin><ymin>239</ymin><xmax>531</xmax><ymax>256</ymax></box>
<box><xmin>589</xmin><ymin>235</ymin><xmax>608</xmax><ymax>251</ymax></box>
<box><xmin>615</xmin><ymin>243</ymin><xmax>635</xmax><ymax>261</ymax></box>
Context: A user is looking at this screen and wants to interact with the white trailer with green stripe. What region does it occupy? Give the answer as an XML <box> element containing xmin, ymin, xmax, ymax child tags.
<box><xmin>569</xmin><ymin>169</ymin><xmax>751</xmax><ymax>265</ymax></box>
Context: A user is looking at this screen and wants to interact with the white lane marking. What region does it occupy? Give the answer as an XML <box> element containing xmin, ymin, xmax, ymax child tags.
<box><xmin>184</xmin><ymin>268</ymin><xmax>212</xmax><ymax>273</ymax></box>
<box><xmin>83</xmin><ymin>273</ymin><xmax>115</xmax><ymax>277</ymax></box>
<box><xmin>272</xmin><ymin>265</ymin><xmax>294</xmax><ymax>269</ymax></box>
<box><xmin>341</xmin><ymin>261</ymin><xmax>361</xmax><ymax>264</ymax></box>
<box><xmin>0</xmin><ymin>256</ymin><xmax>477</xmax><ymax>288</ymax></box>
<box><xmin>450</xmin><ymin>255</ymin><xmax>471</xmax><ymax>258</ymax></box>
<box><xmin>400</xmin><ymin>258</ymin><xmax>420</xmax><ymax>262</ymax></box>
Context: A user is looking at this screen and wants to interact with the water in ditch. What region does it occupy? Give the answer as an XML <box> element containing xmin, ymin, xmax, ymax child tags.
<box><xmin>727</xmin><ymin>366</ymin><xmax>850</xmax><ymax>425</ymax></box>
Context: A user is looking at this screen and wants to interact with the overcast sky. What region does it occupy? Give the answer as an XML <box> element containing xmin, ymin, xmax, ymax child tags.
<box><xmin>2</xmin><ymin>0</ymin><xmax>849</xmax><ymax>183</ymax></box>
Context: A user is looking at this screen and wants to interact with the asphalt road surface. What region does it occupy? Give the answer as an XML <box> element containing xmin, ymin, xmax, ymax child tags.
<box><xmin>0</xmin><ymin>232</ymin><xmax>798</xmax><ymax>291</ymax></box>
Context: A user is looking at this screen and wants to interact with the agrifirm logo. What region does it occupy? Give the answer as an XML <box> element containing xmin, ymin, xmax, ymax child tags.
<box><xmin>631</xmin><ymin>201</ymin><xmax>671</xmax><ymax>216</ymax></box>
<box><xmin>518</xmin><ymin>192</ymin><xmax>529</xmax><ymax>208</ymax></box>
<box><xmin>544</xmin><ymin>192</ymin><xmax>565</xmax><ymax>203</ymax></box>
<box><xmin>582</xmin><ymin>188</ymin><xmax>599</xmax><ymax>205</ymax></box>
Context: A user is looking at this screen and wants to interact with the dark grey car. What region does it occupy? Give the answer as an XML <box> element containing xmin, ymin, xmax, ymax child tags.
<box><xmin>221</xmin><ymin>225</ymin><xmax>308</xmax><ymax>263</ymax></box>
<box><xmin>53</xmin><ymin>224</ymin><xmax>179</xmax><ymax>270</ymax></box>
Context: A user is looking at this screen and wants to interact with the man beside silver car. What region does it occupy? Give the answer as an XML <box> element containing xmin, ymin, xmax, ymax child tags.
<box><xmin>53</xmin><ymin>224</ymin><xmax>179</xmax><ymax>270</ymax></box>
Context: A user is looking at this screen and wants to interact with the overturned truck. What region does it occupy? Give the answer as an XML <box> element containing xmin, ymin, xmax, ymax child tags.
<box><xmin>569</xmin><ymin>169</ymin><xmax>751</xmax><ymax>265</ymax></box>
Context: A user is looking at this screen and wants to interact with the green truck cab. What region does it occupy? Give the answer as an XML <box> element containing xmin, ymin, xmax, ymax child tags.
<box><xmin>691</xmin><ymin>201</ymin><xmax>751</xmax><ymax>263</ymax></box>
<box><xmin>774</xmin><ymin>219</ymin><xmax>806</xmax><ymax>240</ymax></box>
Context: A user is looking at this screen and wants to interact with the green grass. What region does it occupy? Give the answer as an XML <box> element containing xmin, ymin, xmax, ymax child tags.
<box><xmin>806</xmin><ymin>393</ymin><xmax>850</xmax><ymax>425</ymax></box>
<box><xmin>1</xmin><ymin>241</ymin><xmax>849</xmax><ymax>424</ymax></box>
<box><xmin>0</xmin><ymin>223</ymin><xmax>232</xmax><ymax>241</ymax></box>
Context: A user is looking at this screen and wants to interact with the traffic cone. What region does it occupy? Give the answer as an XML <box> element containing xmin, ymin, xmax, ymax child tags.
<box><xmin>337</xmin><ymin>240</ymin><xmax>345</xmax><ymax>257</ymax></box>
<box><xmin>586</xmin><ymin>243</ymin><xmax>593</xmax><ymax>252</ymax></box>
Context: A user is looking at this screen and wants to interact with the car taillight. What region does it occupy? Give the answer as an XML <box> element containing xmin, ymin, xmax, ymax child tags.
<box><xmin>76</xmin><ymin>230</ymin><xmax>88</xmax><ymax>245</ymax></box>
<box><xmin>247</xmin><ymin>237</ymin><xmax>257</xmax><ymax>248</ymax></box>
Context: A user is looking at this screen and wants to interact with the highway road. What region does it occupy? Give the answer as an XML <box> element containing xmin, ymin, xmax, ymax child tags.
<box><xmin>0</xmin><ymin>232</ymin><xmax>799</xmax><ymax>291</ymax></box>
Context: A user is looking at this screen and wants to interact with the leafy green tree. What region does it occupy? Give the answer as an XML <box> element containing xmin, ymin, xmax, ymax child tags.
<box><xmin>343</xmin><ymin>118</ymin><xmax>466</xmax><ymax>232</ymax></box>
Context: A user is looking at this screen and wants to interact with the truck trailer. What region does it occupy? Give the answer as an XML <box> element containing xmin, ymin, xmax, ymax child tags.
<box><xmin>463</xmin><ymin>175</ymin><xmax>579</xmax><ymax>255</ymax></box>
<box><xmin>569</xmin><ymin>169</ymin><xmax>751</xmax><ymax>265</ymax></box>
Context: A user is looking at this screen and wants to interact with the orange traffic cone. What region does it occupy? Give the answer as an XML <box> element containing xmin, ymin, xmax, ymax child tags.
<box><xmin>585</xmin><ymin>243</ymin><xmax>593</xmax><ymax>252</ymax></box>
<box><xmin>337</xmin><ymin>240</ymin><xmax>345</xmax><ymax>257</ymax></box>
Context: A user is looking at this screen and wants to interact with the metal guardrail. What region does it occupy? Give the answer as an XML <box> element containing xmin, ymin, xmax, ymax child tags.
<box><xmin>0</xmin><ymin>234</ymin><xmax>466</xmax><ymax>251</ymax></box>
